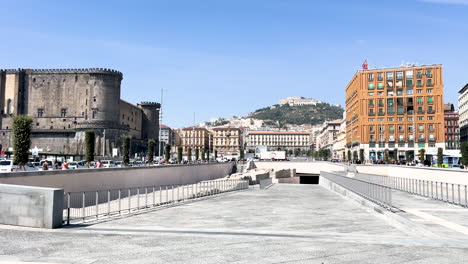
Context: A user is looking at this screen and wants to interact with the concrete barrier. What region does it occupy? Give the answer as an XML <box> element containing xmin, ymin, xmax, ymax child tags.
<box><xmin>0</xmin><ymin>184</ymin><xmax>63</xmax><ymax>229</ymax></box>
<box><xmin>355</xmin><ymin>165</ymin><xmax>468</xmax><ymax>185</ymax></box>
<box><xmin>277</xmin><ymin>177</ymin><xmax>300</xmax><ymax>184</ymax></box>
<box><xmin>0</xmin><ymin>162</ymin><xmax>234</xmax><ymax>193</ymax></box>
<box><xmin>254</xmin><ymin>161</ymin><xmax>345</xmax><ymax>174</ymax></box>
<box><xmin>259</xmin><ymin>178</ymin><xmax>273</xmax><ymax>189</ymax></box>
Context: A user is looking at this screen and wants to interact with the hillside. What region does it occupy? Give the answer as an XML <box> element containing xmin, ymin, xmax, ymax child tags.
<box><xmin>248</xmin><ymin>103</ymin><xmax>343</xmax><ymax>126</ymax></box>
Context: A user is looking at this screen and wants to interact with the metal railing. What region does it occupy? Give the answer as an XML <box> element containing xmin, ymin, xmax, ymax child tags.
<box><xmin>355</xmin><ymin>174</ymin><xmax>468</xmax><ymax>208</ymax></box>
<box><xmin>321</xmin><ymin>171</ymin><xmax>393</xmax><ymax>210</ymax></box>
<box><xmin>63</xmin><ymin>179</ymin><xmax>249</xmax><ymax>225</ymax></box>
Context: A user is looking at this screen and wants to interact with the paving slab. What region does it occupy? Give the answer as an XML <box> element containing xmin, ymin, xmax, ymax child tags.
<box><xmin>1</xmin><ymin>184</ymin><xmax>468</xmax><ymax>263</ymax></box>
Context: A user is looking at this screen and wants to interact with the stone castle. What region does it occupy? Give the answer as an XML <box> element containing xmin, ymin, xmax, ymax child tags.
<box><xmin>0</xmin><ymin>68</ymin><xmax>160</xmax><ymax>156</ymax></box>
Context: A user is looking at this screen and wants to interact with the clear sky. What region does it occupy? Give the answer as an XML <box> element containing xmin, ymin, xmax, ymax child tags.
<box><xmin>1</xmin><ymin>0</ymin><xmax>467</xmax><ymax>128</ymax></box>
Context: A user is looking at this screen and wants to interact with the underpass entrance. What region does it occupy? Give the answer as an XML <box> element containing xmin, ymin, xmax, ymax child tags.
<box><xmin>298</xmin><ymin>173</ymin><xmax>320</xmax><ymax>184</ymax></box>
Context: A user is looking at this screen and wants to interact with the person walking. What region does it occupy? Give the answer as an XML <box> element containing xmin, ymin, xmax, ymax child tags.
<box><xmin>62</xmin><ymin>160</ymin><xmax>69</xmax><ymax>170</ymax></box>
<box><xmin>42</xmin><ymin>161</ymin><xmax>49</xmax><ymax>171</ymax></box>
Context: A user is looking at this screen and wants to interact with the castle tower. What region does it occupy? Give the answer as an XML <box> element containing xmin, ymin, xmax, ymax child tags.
<box><xmin>138</xmin><ymin>102</ymin><xmax>161</xmax><ymax>140</ymax></box>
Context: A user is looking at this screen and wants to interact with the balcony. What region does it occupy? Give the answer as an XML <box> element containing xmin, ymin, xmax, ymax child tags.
<box><xmin>427</xmin><ymin>83</ymin><xmax>434</xmax><ymax>87</ymax></box>
<box><xmin>407</xmin><ymin>110</ymin><xmax>414</xmax><ymax>115</ymax></box>
<box><xmin>429</xmin><ymin>137</ymin><xmax>436</xmax><ymax>142</ymax></box>
<box><xmin>388</xmin><ymin>138</ymin><xmax>396</xmax><ymax>142</ymax></box>
<box><xmin>378</xmin><ymin>103</ymin><xmax>384</xmax><ymax>107</ymax></box>
<box><xmin>418</xmin><ymin>138</ymin><xmax>425</xmax><ymax>142</ymax></box>
<box><xmin>368</xmin><ymin>112</ymin><xmax>375</xmax><ymax>116</ymax></box>
<box><xmin>378</xmin><ymin>112</ymin><xmax>385</xmax><ymax>116</ymax></box>
<box><xmin>417</xmin><ymin>110</ymin><xmax>425</xmax><ymax>114</ymax></box>
<box><xmin>387</xmin><ymin>111</ymin><xmax>395</xmax><ymax>115</ymax></box>
<box><xmin>428</xmin><ymin>101</ymin><xmax>434</xmax><ymax>105</ymax></box>
<box><xmin>408</xmin><ymin>139</ymin><xmax>415</xmax><ymax>143</ymax></box>
<box><xmin>397</xmin><ymin>111</ymin><xmax>405</xmax><ymax>115</ymax></box>
<box><xmin>378</xmin><ymin>139</ymin><xmax>385</xmax><ymax>143</ymax></box>
<box><xmin>427</xmin><ymin>110</ymin><xmax>435</xmax><ymax>114</ymax></box>
<box><xmin>398</xmin><ymin>138</ymin><xmax>405</xmax><ymax>143</ymax></box>
<box><xmin>369</xmin><ymin>139</ymin><xmax>376</xmax><ymax>143</ymax></box>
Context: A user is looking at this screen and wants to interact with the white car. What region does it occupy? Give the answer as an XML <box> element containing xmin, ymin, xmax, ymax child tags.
<box><xmin>101</xmin><ymin>160</ymin><xmax>115</xmax><ymax>168</ymax></box>
<box><xmin>68</xmin><ymin>162</ymin><xmax>79</xmax><ymax>169</ymax></box>
<box><xmin>0</xmin><ymin>160</ymin><xmax>17</xmax><ymax>173</ymax></box>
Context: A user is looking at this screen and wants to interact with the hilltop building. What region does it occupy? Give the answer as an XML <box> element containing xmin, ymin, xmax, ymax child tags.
<box><xmin>0</xmin><ymin>68</ymin><xmax>160</xmax><ymax>156</ymax></box>
<box><xmin>279</xmin><ymin>96</ymin><xmax>320</xmax><ymax>106</ymax></box>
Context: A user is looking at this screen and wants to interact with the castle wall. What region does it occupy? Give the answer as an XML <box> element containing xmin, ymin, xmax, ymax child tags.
<box><xmin>119</xmin><ymin>99</ymin><xmax>142</xmax><ymax>139</ymax></box>
<box><xmin>0</xmin><ymin>68</ymin><xmax>158</xmax><ymax>157</ymax></box>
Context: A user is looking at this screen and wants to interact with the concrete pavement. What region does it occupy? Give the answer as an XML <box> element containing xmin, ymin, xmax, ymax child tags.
<box><xmin>1</xmin><ymin>184</ymin><xmax>468</xmax><ymax>263</ymax></box>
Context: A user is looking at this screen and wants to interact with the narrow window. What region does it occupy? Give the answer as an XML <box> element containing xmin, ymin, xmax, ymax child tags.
<box><xmin>6</xmin><ymin>99</ymin><xmax>12</xmax><ymax>114</ymax></box>
<box><xmin>60</xmin><ymin>108</ymin><xmax>67</xmax><ymax>117</ymax></box>
<box><xmin>37</xmin><ymin>108</ymin><xmax>44</xmax><ymax>117</ymax></box>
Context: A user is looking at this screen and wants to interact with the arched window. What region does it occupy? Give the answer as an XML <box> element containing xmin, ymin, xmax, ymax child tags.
<box><xmin>6</xmin><ymin>99</ymin><xmax>12</xmax><ymax>115</ymax></box>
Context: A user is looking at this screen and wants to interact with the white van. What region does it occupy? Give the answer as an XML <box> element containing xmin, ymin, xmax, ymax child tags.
<box><xmin>0</xmin><ymin>160</ymin><xmax>18</xmax><ymax>173</ymax></box>
<box><xmin>101</xmin><ymin>160</ymin><xmax>115</xmax><ymax>168</ymax></box>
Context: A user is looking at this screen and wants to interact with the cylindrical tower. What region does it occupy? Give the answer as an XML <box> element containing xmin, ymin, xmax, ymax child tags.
<box><xmin>138</xmin><ymin>102</ymin><xmax>161</xmax><ymax>140</ymax></box>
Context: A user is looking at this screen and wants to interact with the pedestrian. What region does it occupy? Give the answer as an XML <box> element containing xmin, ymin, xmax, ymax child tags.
<box><xmin>97</xmin><ymin>160</ymin><xmax>103</xmax><ymax>168</ymax></box>
<box><xmin>53</xmin><ymin>159</ymin><xmax>59</xmax><ymax>170</ymax></box>
<box><xmin>42</xmin><ymin>161</ymin><xmax>49</xmax><ymax>171</ymax></box>
<box><xmin>62</xmin><ymin>160</ymin><xmax>69</xmax><ymax>170</ymax></box>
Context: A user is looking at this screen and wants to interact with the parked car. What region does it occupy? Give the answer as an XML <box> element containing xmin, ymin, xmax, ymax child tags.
<box><xmin>115</xmin><ymin>161</ymin><xmax>123</xmax><ymax>167</ymax></box>
<box><xmin>101</xmin><ymin>160</ymin><xmax>116</xmax><ymax>168</ymax></box>
<box><xmin>68</xmin><ymin>161</ymin><xmax>79</xmax><ymax>169</ymax></box>
<box><xmin>0</xmin><ymin>160</ymin><xmax>17</xmax><ymax>172</ymax></box>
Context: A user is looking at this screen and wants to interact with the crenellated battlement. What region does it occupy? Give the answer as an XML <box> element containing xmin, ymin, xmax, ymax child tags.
<box><xmin>0</xmin><ymin>68</ymin><xmax>123</xmax><ymax>76</ymax></box>
<box><xmin>138</xmin><ymin>102</ymin><xmax>161</xmax><ymax>107</ymax></box>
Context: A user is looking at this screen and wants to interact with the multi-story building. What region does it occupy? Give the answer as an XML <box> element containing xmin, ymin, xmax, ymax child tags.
<box><xmin>0</xmin><ymin>68</ymin><xmax>160</xmax><ymax>156</ymax></box>
<box><xmin>179</xmin><ymin>126</ymin><xmax>211</xmax><ymax>156</ymax></box>
<box><xmin>332</xmin><ymin>114</ymin><xmax>347</xmax><ymax>160</ymax></box>
<box><xmin>443</xmin><ymin>104</ymin><xmax>460</xmax><ymax>150</ymax></box>
<box><xmin>246</xmin><ymin>131</ymin><xmax>311</xmax><ymax>152</ymax></box>
<box><xmin>212</xmin><ymin>126</ymin><xmax>242</xmax><ymax>157</ymax></box>
<box><xmin>279</xmin><ymin>96</ymin><xmax>320</xmax><ymax>106</ymax></box>
<box><xmin>345</xmin><ymin>64</ymin><xmax>445</xmax><ymax>161</ymax></box>
<box><xmin>458</xmin><ymin>83</ymin><xmax>468</xmax><ymax>143</ymax></box>
<box><xmin>160</xmin><ymin>125</ymin><xmax>175</xmax><ymax>146</ymax></box>
<box><xmin>316</xmin><ymin>119</ymin><xmax>341</xmax><ymax>154</ymax></box>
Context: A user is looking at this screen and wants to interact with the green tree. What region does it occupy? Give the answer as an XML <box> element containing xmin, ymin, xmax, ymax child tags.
<box><xmin>359</xmin><ymin>149</ymin><xmax>364</xmax><ymax>163</ymax></box>
<box><xmin>177</xmin><ymin>146</ymin><xmax>183</xmax><ymax>163</ymax></box>
<box><xmin>195</xmin><ymin>148</ymin><xmax>199</xmax><ymax>160</ymax></box>
<box><xmin>240</xmin><ymin>149</ymin><xmax>244</xmax><ymax>160</ymax></box>
<box><xmin>294</xmin><ymin>148</ymin><xmax>301</xmax><ymax>157</ymax></box>
<box><xmin>122</xmin><ymin>136</ymin><xmax>130</xmax><ymax>166</ymax></box>
<box><xmin>165</xmin><ymin>144</ymin><xmax>171</xmax><ymax>161</ymax></box>
<box><xmin>437</xmin><ymin>147</ymin><xmax>443</xmax><ymax>167</ymax></box>
<box><xmin>419</xmin><ymin>149</ymin><xmax>426</xmax><ymax>163</ymax></box>
<box><xmin>147</xmin><ymin>139</ymin><xmax>155</xmax><ymax>164</ymax></box>
<box><xmin>201</xmin><ymin>149</ymin><xmax>206</xmax><ymax>161</ymax></box>
<box><xmin>12</xmin><ymin>116</ymin><xmax>33</xmax><ymax>168</ymax></box>
<box><xmin>405</xmin><ymin>150</ymin><xmax>412</xmax><ymax>163</ymax></box>
<box><xmin>461</xmin><ymin>142</ymin><xmax>468</xmax><ymax>167</ymax></box>
<box><xmin>188</xmin><ymin>147</ymin><xmax>192</xmax><ymax>161</ymax></box>
<box><xmin>384</xmin><ymin>149</ymin><xmax>389</xmax><ymax>163</ymax></box>
<box><xmin>85</xmin><ymin>130</ymin><xmax>95</xmax><ymax>167</ymax></box>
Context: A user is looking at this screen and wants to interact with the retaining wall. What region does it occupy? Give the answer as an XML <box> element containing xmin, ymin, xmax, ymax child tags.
<box><xmin>355</xmin><ymin>165</ymin><xmax>468</xmax><ymax>185</ymax></box>
<box><xmin>0</xmin><ymin>163</ymin><xmax>234</xmax><ymax>193</ymax></box>
<box><xmin>0</xmin><ymin>184</ymin><xmax>63</xmax><ymax>228</ymax></box>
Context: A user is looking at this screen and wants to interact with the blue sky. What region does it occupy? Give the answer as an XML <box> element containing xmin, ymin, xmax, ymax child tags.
<box><xmin>1</xmin><ymin>0</ymin><xmax>467</xmax><ymax>128</ymax></box>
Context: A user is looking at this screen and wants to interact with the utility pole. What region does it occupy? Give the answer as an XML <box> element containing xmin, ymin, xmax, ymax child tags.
<box><xmin>159</xmin><ymin>88</ymin><xmax>164</xmax><ymax>160</ymax></box>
